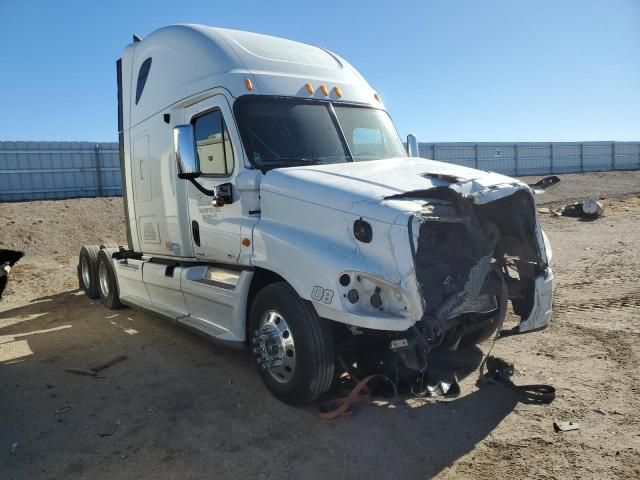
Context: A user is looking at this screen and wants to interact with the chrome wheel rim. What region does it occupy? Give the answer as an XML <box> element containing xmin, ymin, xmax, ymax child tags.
<box><xmin>253</xmin><ymin>310</ymin><xmax>296</xmax><ymax>383</ymax></box>
<box><xmin>98</xmin><ymin>261</ymin><xmax>110</xmax><ymax>298</ymax></box>
<box><xmin>81</xmin><ymin>257</ymin><xmax>91</xmax><ymax>288</ymax></box>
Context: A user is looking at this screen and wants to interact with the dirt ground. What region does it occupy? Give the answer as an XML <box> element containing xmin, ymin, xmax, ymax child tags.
<box><xmin>1</xmin><ymin>171</ymin><xmax>639</xmax><ymax>479</ymax></box>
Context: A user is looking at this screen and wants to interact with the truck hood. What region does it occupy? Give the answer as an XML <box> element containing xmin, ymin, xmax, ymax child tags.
<box><xmin>260</xmin><ymin>157</ymin><xmax>530</xmax><ymax>224</ymax></box>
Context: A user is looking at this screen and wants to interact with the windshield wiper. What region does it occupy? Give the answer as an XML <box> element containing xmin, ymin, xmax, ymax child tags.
<box><xmin>262</xmin><ymin>159</ymin><xmax>324</xmax><ymax>170</ymax></box>
<box><xmin>260</xmin><ymin>156</ymin><xmax>351</xmax><ymax>172</ymax></box>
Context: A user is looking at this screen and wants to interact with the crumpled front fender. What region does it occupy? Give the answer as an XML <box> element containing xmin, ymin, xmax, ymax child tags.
<box><xmin>517</xmin><ymin>269</ymin><xmax>553</xmax><ymax>333</ymax></box>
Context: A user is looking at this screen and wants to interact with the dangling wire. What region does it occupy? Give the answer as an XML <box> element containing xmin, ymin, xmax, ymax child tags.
<box><xmin>477</xmin><ymin>265</ymin><xmax>509</xmax><ymax>379</ymax></box>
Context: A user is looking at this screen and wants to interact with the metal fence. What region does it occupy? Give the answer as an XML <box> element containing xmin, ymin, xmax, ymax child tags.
<box><xmin>1</xmin><ymin>140</ymin><xmax>639</xmax><ymax>202</ymax></box>
<box><xmin>0</xmin><ymin>141</ymin><xmax>121</xmax><ymax>201</ymax></box>
<box><xmin>418</xmin><ymin>141</ymin><xmax>640</xmax><ymax>176</ymax></box>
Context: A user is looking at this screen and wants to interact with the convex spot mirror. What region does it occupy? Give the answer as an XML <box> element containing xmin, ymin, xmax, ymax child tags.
<box><xmin>406</xmin><ymin>134</ymin><xmax>419</xmax><ymax>157</ymax></box>
<box><xmin>173</xmin><ymin>124</ymin><xmax>200</xmax><ymax>179</ymax></box>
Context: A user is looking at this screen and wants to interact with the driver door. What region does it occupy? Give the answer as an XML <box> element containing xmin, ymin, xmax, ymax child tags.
<box><xmin>185</xmin><ymin>95</ymin><xmax>243</xmax><ymax>263</ymax></box>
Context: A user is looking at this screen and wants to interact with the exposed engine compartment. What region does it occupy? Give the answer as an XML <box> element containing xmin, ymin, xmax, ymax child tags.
<box><xmin>337</xmin><ymin>187</ymin><xmax>546</xmax><ymax>385</ymax></box>
<box><xmin>412</xmin><ymin>188</ymin><xmax>543</xmax><ymax>350</ymax></box>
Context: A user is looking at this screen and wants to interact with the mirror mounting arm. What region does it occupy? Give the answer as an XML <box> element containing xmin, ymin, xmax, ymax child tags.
<box><xmin>188</xmin><ymin>179</ymin><xmax>234</xmax><ymax>206</ymax></box>
<box><xmin>188</xmin><ymin>178</ymin><xmax>216</xmax><ymax>196</ymax></box>
<box><xmin>173</xmin><ymin>124</ymin><xmax>233</xmax><ymax>205</ymax></box>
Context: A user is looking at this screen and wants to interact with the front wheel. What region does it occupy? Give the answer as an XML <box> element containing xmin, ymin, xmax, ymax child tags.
<box><xmin>249</xmin><ymin>282</ymin><xmax>335</xmax><ymax>406</ymax></box>
<box><xmin>457</xmin><ymin>311</ymin><xmax>501</xmax><ymax>348</ymax></box>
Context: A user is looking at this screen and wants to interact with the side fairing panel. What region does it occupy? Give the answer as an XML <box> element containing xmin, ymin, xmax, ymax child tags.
<box><xmin>133</xmin><ymin>134</ymin><xmax>152</xmax><ymax>202</ymax></box>
<box><xmin>128</xmin><ymin>112</ymin><xmax>193</xmax><ymax>258</ymax></box>
<box><xmin>122</xmin><ymin>40</ymin><xmax>192</xmax><ymax>258</ymax></box>
<box><xmin>142</xmin><ymin>262</ymin><xmax>188</xmax><ymax>315</ymax></box>
<box><xmin>119</xmin><ymin>46</ymin><xmax>141</xmax><ymax>251</ymax></box>
<box><xmin>121</xmin><ymin>128</ymin><xmax>141</xmax><ymax>251</ymax></box>
<box><xmin>114</xmin><ymin>258</ymin><xmax>150</xmax><ymax>305</ymax></box>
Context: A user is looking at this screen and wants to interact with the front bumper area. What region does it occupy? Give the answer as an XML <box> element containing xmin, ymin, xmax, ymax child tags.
<box><xmin>516</xmin><ymin>269</ymin><xmax>553</xmax><ymax>333</ymax></box>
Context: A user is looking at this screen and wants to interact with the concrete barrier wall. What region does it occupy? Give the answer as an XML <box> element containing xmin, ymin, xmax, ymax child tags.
<box><xmin>418</xmin><ymin>141</ymin><xmax>640</xmax><ymax>176</ymax></box>
<box><xmin>1</xmin><ymin>140</ymin><xmax>638</xmax><ymax>202</ymax></box>
<box><xmin>0</xmin><ymin>141</ymin><xmax>120</xmax><ymax>201</ymax></box>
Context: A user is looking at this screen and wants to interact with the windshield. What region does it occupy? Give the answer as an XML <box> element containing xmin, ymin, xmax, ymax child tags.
<box><xmin>235</xmin><ymin>96</ymin><xmax>406</xmax><ymax>171</ymax></box>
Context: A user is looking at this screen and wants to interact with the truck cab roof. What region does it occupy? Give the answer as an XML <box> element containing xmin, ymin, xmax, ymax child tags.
<box><xmin>124</xmin><ymin>24</ymin><xmax>382</xmax><ymax>129</ymax></box>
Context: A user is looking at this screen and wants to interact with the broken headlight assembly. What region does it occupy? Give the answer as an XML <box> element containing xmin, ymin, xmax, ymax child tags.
<box><xmin>337</xmin><ymin>271</ymin><xmax>410</xmax><ymax>318</ymax></box>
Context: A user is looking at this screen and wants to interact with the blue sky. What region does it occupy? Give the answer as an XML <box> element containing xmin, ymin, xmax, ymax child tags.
<box><xmin>0</xmin><ymin>0</ymin><xmax>638</xmax><ymax>142</ymax></box>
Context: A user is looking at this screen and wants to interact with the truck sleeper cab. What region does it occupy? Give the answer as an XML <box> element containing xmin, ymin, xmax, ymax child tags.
<box><xmin>78</xmin><ymin>25</ymin><xmax>553</xmax><ymax>405</ymax></box>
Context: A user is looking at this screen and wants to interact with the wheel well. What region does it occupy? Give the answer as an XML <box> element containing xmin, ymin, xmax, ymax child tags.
<box><xmin>245</xmin><ymin>268</ymin><xmax>287</xmax><ymax>344</ymax></box>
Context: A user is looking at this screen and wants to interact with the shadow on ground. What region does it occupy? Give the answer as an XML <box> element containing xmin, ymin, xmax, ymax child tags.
<box><xmin>1</xmin><ymin>291</ymin><xmax>517</xmax><ymax>479</ymax></box>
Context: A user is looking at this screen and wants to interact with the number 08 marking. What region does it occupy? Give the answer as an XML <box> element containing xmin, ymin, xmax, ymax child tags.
<box><xmin>311</xmin><ymin>286</ymin><xmax>334</xmax><ymax>304</ymax></box>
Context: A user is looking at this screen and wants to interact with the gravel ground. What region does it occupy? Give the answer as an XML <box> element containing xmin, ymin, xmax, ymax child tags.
<box><xmin>1</xmin><ymin>170</ymin><xmax>639</xmax><ymax>479</ymax></box>
<box><xmin>0</xmin><ymin>197</ymin><xmax>125</xmax><ymax>302</ymax></box>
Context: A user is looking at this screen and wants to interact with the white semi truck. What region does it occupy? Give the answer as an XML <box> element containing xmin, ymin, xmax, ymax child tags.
<box><xmin>78</xmin><ymin>25</ymin><xmax>554</xmax><ymax>405</ymax></box>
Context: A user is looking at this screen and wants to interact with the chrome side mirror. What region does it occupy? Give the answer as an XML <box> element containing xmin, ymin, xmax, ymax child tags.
<box><xmin>406</xmin><ymin>134</ymin><xmax>419</xmax><ymax>157</ymax></box>
<box><xmin>173</xmin><ymin>124</ymin><xmax>200</xmax><ymax>179</ymax></box>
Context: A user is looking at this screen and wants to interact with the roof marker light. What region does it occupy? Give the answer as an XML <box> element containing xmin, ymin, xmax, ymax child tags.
<box><xmin>244</xmin><ymin>78</ymin><xmax>253</xmax><ymax>91</ymax></box>
<box><xmin>305</xmin><ymin>83</ymin><xmax>314</xmax><ymax>94</ymax></box>
<box><xmin>320</xmin><ymin>85</ymin><xmax>329</xmax><ymax>96</ymax></box>
<box><xmin>374</xmin><ymin>92</ymin><xmax>381</xmax><ymax>102</ymax></box>
<box><xmin>334</xmin><ymin>86</ymin><xmax>342</xmax><ymax>98</ymax></box>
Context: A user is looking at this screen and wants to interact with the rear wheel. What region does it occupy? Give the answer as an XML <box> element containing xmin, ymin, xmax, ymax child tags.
<box><xmin>96</xmin><ymin>249</ymin><xmax>122</xmax><ymax>309</ymax></box>
<box><xmin>249</xmin><ymin>282</ymin><xmax>335</xmax><ymax>405</ymax></box>
<box><xmin>78</xmin><ymin>245</ymin><xmax>100</xmax><ymax>299</ymax></box>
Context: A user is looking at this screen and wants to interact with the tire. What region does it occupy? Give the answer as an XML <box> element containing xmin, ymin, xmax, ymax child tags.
<box><xmin>249</xmin><ymin>282</ymin><xmax>335</xmax><ymax>406</ymax></box>
<box><xmin>96</xmin><ymin>249</ymin><xmax>123</xmax><ymax>309</ymax></box>
<box><xmin>78</xmin><ymin>245</ymin><xmax>100</xmax><ymax>299</ymax></box>
<box><xmin>458</xmin><ymin>312</ymin><xmax>501</xmax><ymax>348</ymax></box>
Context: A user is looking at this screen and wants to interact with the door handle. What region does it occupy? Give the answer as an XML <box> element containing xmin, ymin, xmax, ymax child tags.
<box><xmin>192</xmin><ymin>220</ymin><xmax>201</xmax><ymax>247</ymax></box>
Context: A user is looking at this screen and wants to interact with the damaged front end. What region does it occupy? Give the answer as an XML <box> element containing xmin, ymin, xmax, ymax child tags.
<box><xmin>403</xmin><ymin>183</ymin><xmax>552</xmax><ymax>370</ymax></box>
<box><xmin>342</xmin><ymin>181</ymin><xmax>553</xmax><ymax>382</ymax></box>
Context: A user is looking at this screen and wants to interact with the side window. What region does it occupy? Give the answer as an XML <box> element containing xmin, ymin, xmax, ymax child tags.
<box><xmin>192</xmin><ymin>109</ymin><xmax>235</xmax><ymax>176</ymax></box>
<box><xmin>135</xmin><ymin>58</ymin><xmax>152</xmax><ymax>105</ymax></box>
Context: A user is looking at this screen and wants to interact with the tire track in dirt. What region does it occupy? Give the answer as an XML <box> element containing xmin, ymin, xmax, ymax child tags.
<box><xmin>551</xmin><ymin>290</ymin><xmax>640</xmax><ymax>381</ymax></box>
<box><xmin>553</xmin><ymin>291</ymin><xmax>640</xmax><ymax>316</ymax></box>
